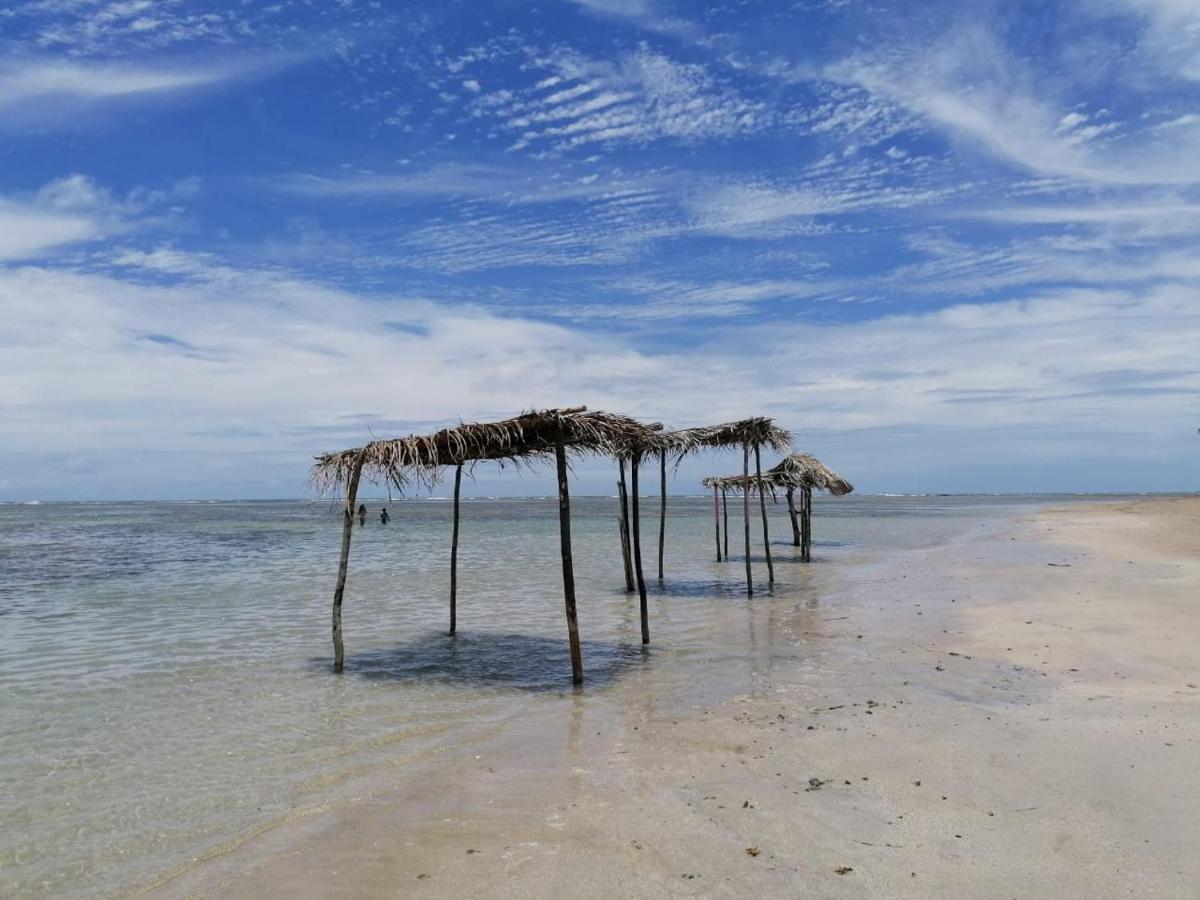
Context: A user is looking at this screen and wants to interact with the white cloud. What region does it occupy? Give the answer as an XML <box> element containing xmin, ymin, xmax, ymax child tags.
<box><xmin>275</xmin><ymin>154</ymin><xmax>963</xmax><ymax>270</ymax></box>
<box><xmin>273</xmin><ymin>163</ymin><xmax>657</xmax><ymax>205</ymax></box>
<box><xmin>0</xmin><ymin>174</ymin><xmax>195</xmax><ymax>261</ymax></box>
<box><xmin>963</xmin><ymin>201</ymin><xmax>1200</xmax><ymax>227</ymax></box>
<box><xmin>0</xmin><ymin>60</ymin><xmax>225</xmax><ymax>107</ymax></box>
<box><xmin>1083</xmin><ymin>0</ymin><xmax>1200</xmax><ymax>80</ymax></box>
<box><xmin>1</xmin><ymin>253</ymin><xmax>1196</xmax><ymax>496</ymax></box>
<box><xmin>685</xmin><ymin>172</ymin><xmax>951</xmax><ymax>237</ymax></box>
<box><xmin>0</xmin><ymin>206</ymin><xmax>102</xmax><ymax>262</ymax></box>
<box><xmin>0</xmin><ymin>175</ymin><xmax>117</xmax><ymax>261</ymax></box>
<box><xmin>0</xmin><ymin>56</ymin><xmax>295</xmax><ymax>124</ymax></box>
<box><xmin>21</xmin><ymin>1</ymin><xmax>287</xmax><ymax>55</ymax></box>
<box><xmin>562</xmin><ymin>0</ymin><xmax>700</xmax><ymax>41</ymax></box>
<box><xmin>0</xmin><ymin>257</ymin><xmax>659</xmax><ymax>459</ymax></box>
<box><xmin>821</xmin><ymin>24</ymin><xmax>1200</xmax><ymax>186</ymax></box>
<box><xmin>564</xmin><ymin>275</ymin><xmax>839</xmax><ymax>320</ymax></box>
<box><xmin>465</xmin><ymin>47</ymin><xmax>766</xmax><ymax>153</ymax></box>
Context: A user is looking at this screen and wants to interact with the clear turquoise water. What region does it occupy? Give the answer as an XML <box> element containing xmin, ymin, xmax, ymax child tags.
<box><xmin>0</xmin><ymin>494</ymin><xmax>1124</xmax><ymax>897</ymax></box>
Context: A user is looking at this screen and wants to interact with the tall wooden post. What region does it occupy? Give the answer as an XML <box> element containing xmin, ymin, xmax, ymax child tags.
<box><xmin>787</xmin><ymin>486</ymin><xmax>801</xmax><ymax>547</ymax></box>
<box><xmin>332</xmin><ymin>452</ymin><xmax>365</xmax><ymax>673</ymax></box>
<box><xmin>449</xmin><ymin>463</ymin><xmax>462</xmax><ymax>634</ymax></box>
<box><xmin>618</xmin><ymin>461</ymin><xmax>635</xmax><ymax>591</ymax></box>
<box><xmin>743</xmin><ymin>444</ymin><xmax>753</xmax><ymax>597</ymax></box>
<box><xmin>657</xmin><ymin>450</ymin><xmax>667</xmax><ymax>581</ymax></box>
<box><xmin>755</xmin><ymin>444</ymin><xmax>774</xmax><ymax>585</ymax></box>
<box><xmin>630</xmin><ymin>454</ymin><xmax>649</xmax><ymax>643</ymax></box>
<box><xmin>555</xmin><ymin>435</ymin><xmax>583</xmax><ymax>684</ymax></box>
<box><xmin>802</xmin><ymin>485</ymin><xmax>813</xmax><ymax>562</ymax></box>
<box><xmin>722</xmin><ymin>488</ymin><xmax>729</xmax><ymax>559</ymax></box>
<box><xmin>617</xmin><ymin>464</ymin><xmax>634</xmax><ymax>592</ymax></box>
<box><xmin>713</xmin><ymin>484</ymin><xmax>722</xmax><ymax>561</ymax></box>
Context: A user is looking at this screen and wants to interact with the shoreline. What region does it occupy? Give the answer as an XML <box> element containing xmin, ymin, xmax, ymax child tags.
<box><xmin>137</xmin><ymin>497</ymin><xmax>1200</xmax><ymax>898</ymax></box>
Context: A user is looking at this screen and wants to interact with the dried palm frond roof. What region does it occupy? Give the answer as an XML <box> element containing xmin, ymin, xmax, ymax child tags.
<box><xmin>312</xmin><ymin>406</ymin><xmax>662</xmax><ymax>495</ymax></box>
<box><xmin>656</xmin><ymin>417</ymin><xmax>792</xmax><ymax>459</ymax></box>
<box><xmin>767</xmin><ymin>453</ymin><xmax>854</xmax><ymax>495</ymax></box>
<box><xmin>703</xmin><ymin>453</ymin><xmax>853</xmax><ymax>497</ymax></box>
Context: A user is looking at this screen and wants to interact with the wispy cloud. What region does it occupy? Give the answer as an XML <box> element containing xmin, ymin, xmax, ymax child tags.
<box><xmin>1082</xmin><ymin>0</ymin><xmax>1200</xmax><ymax>81</ymax></box>
<box><xmin>1</xmin><ymin>59</ymin><xmax>222</xmax><ymax>105</ymax></box>
<box><xmin>273</xmin><ymin>163</ymin><xmax>658</xmax><ymax>205</ymax></box>
<box><xmin>685</xmin><ymin>168</ymin><xmax>954</xmax><ymax>238</ymax></box>
<box><xmin>0</xmin><ymin>205</ymin><xmax>102</xmax><ymax>262</ymax></box>
<box><xmin>463</xmin><ymin>47</ymin><xmax>768</xmax><ymax>153</ymax></box>
<box><xmin>561</xmin><ymin>0</ymin><xmax>700</xmax><ymax>40</ymax></box>
<box><xmin>0</xmin><ymin>56</ymin><xmax>284</xmax><ymax>122</ymax></box>
<box><xmin>818</xmin><ymin>22</ymin><xmax>1200</xmax><ymax>186</ymax></box>
<box><xmin>271</xmin><ymin>154</ymin><xmax>961</xmax><ymax>273</ymax></box>
<box><xmin>0</xmin><ymin>174</ymin><xmax>195</xmax><ymax>261</ymax></box>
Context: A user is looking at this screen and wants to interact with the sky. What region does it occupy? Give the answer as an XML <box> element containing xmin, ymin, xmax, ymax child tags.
<box><xmin>0</xmin><ymin>0</ymin><xmax>1197</xmax><ymax>500</ymax></box>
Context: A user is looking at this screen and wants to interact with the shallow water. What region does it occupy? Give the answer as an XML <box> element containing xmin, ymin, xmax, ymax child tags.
<box><xmin>0</xmin><ymin>494</ymin><xmax>1123</xmax><ymax>898</ymax></box>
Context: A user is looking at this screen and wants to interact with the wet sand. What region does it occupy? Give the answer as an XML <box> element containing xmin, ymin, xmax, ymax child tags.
<box><xmin>139</xmin><ymin>497</ymin><xmax>1199</xmax><ymax>898</ymax></box>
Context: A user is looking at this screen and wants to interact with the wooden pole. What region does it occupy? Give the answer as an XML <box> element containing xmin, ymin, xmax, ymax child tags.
<box><xmin>755</xmin><ymin>444</ymin><xmax>774</xmax><ymax>585</ymax></box>
<box><xmin>449</xmin><ymin>463</ymin><xmax>462</xmax><ymax>634</ymax></box>
<box><xmin>555</xmin><ymin>435</ymin><xmax>583</xmax><ymax>684</ymax></box>
<box><xmin>657</xmin><ymin>450</ymin><xmax>667</xmax><ymax>581</ymax></box>
<box><xmin>787</xmin><ymin>486</ymin><xmax>801</xmax><ymax>547</ymax></box>
<box><xmin>617</xmin><ymin>464</ymin><xmax>634</xmax><ymax>593</ymax></box>
<box><xmin>802</xmin><ymin>485</ymin><xmax>813</xmax><ymax>562</ymax></box>
<box><xmin>332</xmin><ymin>452</ymin><xmax>365</xmax><ymax>673</ymax></box>
<box><xmin>722</xmin><ymin>488</ymin><xmax>729</xmax><ymax>559</ymax></box>
<box><xmin>713</xmin><ymin>484</ymin><xmax>722</xmax><ymax>561</ymax></box>
<box><xmin>743</xmin><ymin>444</ymin><xmax>753</xmax><ymax>596</ymax></box>
<box><xmin>630</xmin><ymin>454</ymin><xmax>650</xmax><ymax>643</ymax></box>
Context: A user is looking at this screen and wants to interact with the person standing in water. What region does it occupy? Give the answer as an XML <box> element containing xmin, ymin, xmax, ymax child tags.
<box><xmin>380</xmin><ymin>507</ymin><xmax>390</xmax><ymax>525</ymax></box>
<box><xmin>357</xmin><ymin>503</ymin><xmax>367</xmax><ymax>527</ymax></box>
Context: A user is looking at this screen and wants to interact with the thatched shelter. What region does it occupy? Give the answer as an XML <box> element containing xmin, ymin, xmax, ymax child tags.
<box><xmin>312</xmin><ymin>406</ymin><xmax>661</xmax><ymax>684</ymax></box>
<box><xmin>703</xmin><ymin>453</ymin><xmax>853</xmax><ymax>565</ymax></box>
<box><xmin>648</xmin><ymin>421</ymin><xmax>789</xmax><ymax>583</ymax></box>
<box><xmin>655</xmin><ymin>419</ymin><xmax>791</xmax><ymax>595</ymax></box>
<box><xmin>700</xmin><ymin>472</ymin><xmax>777</xmax><ymax>571</ymax></box>
<box><xmin>608</xmin><ymin>417</ymin><xmax>789</xmax><ymax>623</ymax></box>
<box><xmin>766</xmin><ymin>453</ymin><xmax>853</xmax><ymax>561</ymax></box>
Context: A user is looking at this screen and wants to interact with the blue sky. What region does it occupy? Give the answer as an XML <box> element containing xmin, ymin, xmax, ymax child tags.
<box><xmin>1</xmin><ymin>0</ymin><xmax>1197</xmax><ymax>499</ymax></box>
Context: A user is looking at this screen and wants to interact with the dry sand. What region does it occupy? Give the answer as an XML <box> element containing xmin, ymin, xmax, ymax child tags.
<box><xmin>140</xmin><ymin>498</ymin><xmax>1200</xmax><ymax>899</ymax></box>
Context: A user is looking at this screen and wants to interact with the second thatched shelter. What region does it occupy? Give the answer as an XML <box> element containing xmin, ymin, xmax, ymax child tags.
<box><xmin>666</xmin><ymin>419</ymin><xmax>792</xmax><ymax>593</ymax></box>
<box><xmin>767</xmin><ymin>453</ymin><xmax>854</xmax><ymax>561</ymax></box>
<box><xmin>608</xmin><ymin>417</ymin><xmax>790</xmax><ymax>611</ymax></box>
<box><xmin>703</xmin><ymin>452</ymin><xmax>852</xmax><ymax>563</ymax></box>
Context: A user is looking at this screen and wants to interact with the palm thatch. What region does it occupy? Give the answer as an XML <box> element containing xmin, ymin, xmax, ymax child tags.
<box><xmin>704</xmin><ymin>453</ymin><xmax>853</xmax><ymax>496</ymax></box>
<box><xmin>312</xmin><ymin>406</ymin><xmax>662</xmax><ymax>495</ymax></box>
<box><xmin>767</xmin><ymin>453</ymin><xmax>854</xmax><ymax>496</ymax></box>
<box><xmin>660</xmin><ymin>417</ymin><xmax>792</xmax><ymax>460</ymax></box>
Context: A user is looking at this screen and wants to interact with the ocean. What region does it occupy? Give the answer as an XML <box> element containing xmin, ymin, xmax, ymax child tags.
<box><xmin>0</xmin><ymin>494</ymin><xmax>1115</xmax><ymax>898</ymax></box>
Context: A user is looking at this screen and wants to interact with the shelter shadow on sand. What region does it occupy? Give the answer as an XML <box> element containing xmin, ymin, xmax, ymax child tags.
<box><xmin>314</xmin><ymin>631</ymin><xmax>647</xmax><ymax>691</ymax></box>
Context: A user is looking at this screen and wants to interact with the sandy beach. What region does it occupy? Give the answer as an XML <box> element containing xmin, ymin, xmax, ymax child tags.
<box><xmin>132</xmin><ymin>497</ymin><xmax>1198</xmax><ymax>899</ymax></box>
